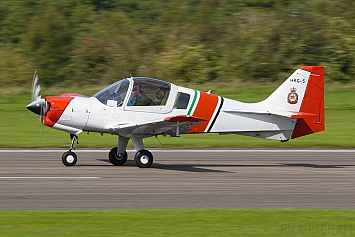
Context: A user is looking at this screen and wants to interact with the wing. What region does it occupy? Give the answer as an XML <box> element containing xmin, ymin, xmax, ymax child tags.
<box><xmin>108</xmin><ymin>115</ymin><xmax>205</xmax><ymax>137</ymax></box>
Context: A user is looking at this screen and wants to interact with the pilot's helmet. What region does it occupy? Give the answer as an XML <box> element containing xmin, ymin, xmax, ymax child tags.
<box><xmin>133</xmin><ymin>84</ymin><xmax>144</xmax><ymax>94</ymax></box>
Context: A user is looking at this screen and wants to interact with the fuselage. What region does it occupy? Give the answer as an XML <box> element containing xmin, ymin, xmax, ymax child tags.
<box><xmin>31</xmin><ymin>76</ymin><xmax>295</xmax><ymax>141</ymax></box>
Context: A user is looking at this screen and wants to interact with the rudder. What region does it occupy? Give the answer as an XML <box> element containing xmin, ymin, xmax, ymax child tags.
<box><xmin>291</xmin><ymin>66</ymin><xmax>325</xmax><ymax>139</ymax></box>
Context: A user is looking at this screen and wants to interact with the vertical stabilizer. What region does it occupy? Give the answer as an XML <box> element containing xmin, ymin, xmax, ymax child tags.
<box><xmin>291</xmin><ymin>66</ymin><xmax>325</xmax><ymax>138</ymax></box>
<box><xmin>260</xmin><ymin>68</ymin><xmax>312</xmax><ymax>113</ymax></box>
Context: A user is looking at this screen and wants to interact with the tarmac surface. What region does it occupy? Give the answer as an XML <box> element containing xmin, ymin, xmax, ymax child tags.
<box><xmin>0</xmin><ymin>149</ymin><xmax>354</xmax><ymax>210</ymax></box>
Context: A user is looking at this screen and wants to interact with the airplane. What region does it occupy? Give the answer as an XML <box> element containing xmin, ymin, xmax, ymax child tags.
<box><xmin>26</xmin><ymin>66</ymin><xmax>325</xmax><ymax>168</ymax></box>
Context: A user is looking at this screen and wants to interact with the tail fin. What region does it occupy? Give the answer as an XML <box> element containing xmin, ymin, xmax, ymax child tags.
<box><xmin>261</xmin><ymin>67</ymin><xmax>312</xmax><ymax>112</ymax></box>
<box><xmin>291</xmin><ymin>66</ymin><xmax>325</xmax><ymax>138</ymax></box>
<box><xmin>259</xmin><ymin>66</ymin><xmax>325</xmax><ymax>139</ymax></box>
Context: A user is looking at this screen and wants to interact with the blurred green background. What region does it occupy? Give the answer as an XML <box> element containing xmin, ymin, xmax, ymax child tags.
<box><xmin>1</xmin><ymin>0</ymin><xmax>355</xmax><ymax>87</ymax></box>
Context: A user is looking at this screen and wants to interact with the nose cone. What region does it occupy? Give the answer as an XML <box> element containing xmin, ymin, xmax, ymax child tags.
<box><xmin>26</xmin><ymin>99</ymin><xmax>46</xmax><ymax>116</ymax></box>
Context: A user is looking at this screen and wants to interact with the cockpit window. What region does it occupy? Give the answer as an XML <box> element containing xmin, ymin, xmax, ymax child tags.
<box><xmin>174</xmin><ymin>92</ymin><xmax>190</xmax><ymax>109</ymax></box>
<box><xmin>127</xmin><ymin>78</ymin><xmax>170</xmax><ymax>106</ymax></box>
<box><xmin>93</xmin><ymin>79</ymin><xmax>129</xmax><ymax>106</ymax></box>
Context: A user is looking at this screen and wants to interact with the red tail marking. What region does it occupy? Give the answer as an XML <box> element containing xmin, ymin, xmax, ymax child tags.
<box><xmin>292</xmin><ymin>66</ymin><xmax>325</xmax><ymax>139</ymax></box>
<box><xmin>188</xmin><ymin>92</ymin><xmax>219</xmax><ymax>133</ymax></box>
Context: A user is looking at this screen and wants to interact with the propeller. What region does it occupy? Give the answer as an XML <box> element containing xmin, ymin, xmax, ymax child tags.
<box><xmin>26</xmin><ymin>70</ymin><xmax>49</xmax><ymax>121</ymax></box>
<box><xmin>31</xmin><ymin>70</ymin><xmax>41</xmax><ymax>102</ymax></box>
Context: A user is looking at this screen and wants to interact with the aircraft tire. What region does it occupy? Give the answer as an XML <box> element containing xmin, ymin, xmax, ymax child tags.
<box><xmin>62</xmin><ymin>151</ymin><xmax>77</xmax><ymax>166</ymax></box>
<box><xmin>134</xmin><ymin>150</ymin><xmax>153</xmax><ymax>168</ymax></box>
<box><xmin>109</xmin><ymin>147</ymin><xmax>127</xmax><ymax>166</ymax></box>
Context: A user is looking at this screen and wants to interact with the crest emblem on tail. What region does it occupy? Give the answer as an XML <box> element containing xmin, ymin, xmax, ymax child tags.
<box><xmin>287</xmin><ymin>87</ymin><xmax>298</xmax><ymax>104</ymax></box>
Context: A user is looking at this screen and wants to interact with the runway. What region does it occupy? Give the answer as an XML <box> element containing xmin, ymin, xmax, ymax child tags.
<box><xmin>0</xmin><ymin>149</ymin><xmax>354</xmax><ymax>210</ymax></box>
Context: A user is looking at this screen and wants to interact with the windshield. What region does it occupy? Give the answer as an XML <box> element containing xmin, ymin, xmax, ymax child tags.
<box><xmin>93</xmin><ymin>79</ymin><xmax>129</xmax><ymax>106</ymax></box>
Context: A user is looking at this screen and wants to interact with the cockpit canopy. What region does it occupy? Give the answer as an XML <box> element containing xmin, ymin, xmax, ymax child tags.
<box><xmin>93</xmin><ymin>77</ymin><xmax>171</xmax><ymax>107</ymax></box>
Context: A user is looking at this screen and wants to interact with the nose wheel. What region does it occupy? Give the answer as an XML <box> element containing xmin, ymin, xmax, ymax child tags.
<box><xmin>62</xmin><ymin>134</ymin><xmax>79</xmax><ymax>166</ymax></box>
<box><xmin>62</xmin><ymin>151</ymin><xmax>77</xmax><ymax>166</ymax></box>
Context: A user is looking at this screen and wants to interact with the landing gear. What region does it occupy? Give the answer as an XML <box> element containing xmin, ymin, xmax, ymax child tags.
<box><xmin>62</xmin><ymin>151</ymin><xmax>77</xmax><ymax>166</ymax></box>
<box><xmin>108</xmin><ymin>135</ymin><xmax>129</xmax><ymax>166</ymax></box>
<box><xmin>62</xmin><ymin>134</ymin><xmax>79</xmax><ymax>166</ymax></box>
<box><xmin>108</xmin><ymin>135</ymin><xmax>154</xmax><ymax>168</ymax></box>
<box><xmin>134</xmin><ymin>149</ymin><xmax>153</xmax><ymax>168</ymax></box>
<box><xmin>109</xmin><ymin>147</ymin><xmax>127</xmax><ymax>166</ymax></box>
<box><xmin>60</xmin><ymin>133</ymin><xmax>155</xmax><ymax>168</ymax></box>
<box><xmin>131</xmin><ymin>136</ymin><xmax>154</xmax><ymax>168</ymax></box>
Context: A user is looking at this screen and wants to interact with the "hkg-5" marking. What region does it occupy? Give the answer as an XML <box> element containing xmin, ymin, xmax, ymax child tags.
<box><xmin>290</xmin><ymin>78</ymin><xmax>305</xmax><ymax>83</ymax></box>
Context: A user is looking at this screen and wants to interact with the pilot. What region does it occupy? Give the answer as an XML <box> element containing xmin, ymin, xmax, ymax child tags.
<box><xmin>128</xmin><ymin>84</ymin><xmax>152</xmax><ymax>106</ymax></box>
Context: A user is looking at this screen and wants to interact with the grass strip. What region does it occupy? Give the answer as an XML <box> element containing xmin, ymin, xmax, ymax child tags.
<box><xmin>0</xmin><ymin>209</ymin><xmax>354</xmax><ymax>237</ymax></box>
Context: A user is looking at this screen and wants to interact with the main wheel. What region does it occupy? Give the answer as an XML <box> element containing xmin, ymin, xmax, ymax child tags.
<box><xmin>109</xmin><ymin>147</ymin><xmax>127</xmax><ymax>166</ymax></box>
<box><xmin>62</xmin><ymin>151</ymin><xmax>77</xmax><ymax>166</ymax></box>
<box><xmin>134</xmin><ymin>150</ymin><xmax>153</xmax><ymax>168</ymax></box>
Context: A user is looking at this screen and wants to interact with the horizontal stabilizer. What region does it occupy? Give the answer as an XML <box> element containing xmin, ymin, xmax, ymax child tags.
<box><xmin>290</xmin><ymin>112</ymin><xmax>317</xmax><ymax>119</ymax></box>
<box><xmin>222</xmin><ymin>109</ymin><xmax>316</xmax><ymax>119</ymax></box>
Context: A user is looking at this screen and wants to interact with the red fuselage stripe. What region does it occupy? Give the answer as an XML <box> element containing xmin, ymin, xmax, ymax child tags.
<box><xmin>188</xmin><ymin>92</ymin><xmax>219</xmax><ymax>133</ymax></box>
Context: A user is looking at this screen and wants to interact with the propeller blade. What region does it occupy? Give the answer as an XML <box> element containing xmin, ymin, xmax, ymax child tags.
<box><xmin>31</xmin><ymin>70</ymin><xmax>41</xmax><ymax>102</ymax></box>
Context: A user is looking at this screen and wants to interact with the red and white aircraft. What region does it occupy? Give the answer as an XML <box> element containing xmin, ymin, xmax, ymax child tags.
<box><xmin>27</xmin><ymin>66</ymin><xmax>325</xmax><ymax>168</ymax></box>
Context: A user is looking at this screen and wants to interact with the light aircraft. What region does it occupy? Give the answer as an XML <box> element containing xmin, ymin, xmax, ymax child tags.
<box><xmin>27</xmin><ymin>66</ymin><xmax>325</xmax><ymax>168</ymax></box>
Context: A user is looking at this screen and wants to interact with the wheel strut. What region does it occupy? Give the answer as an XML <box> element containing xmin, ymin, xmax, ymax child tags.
<box><xmin>69</xmin><ymin>134</ymin><xmax>79</xmax><ymax>151</ymax></box>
